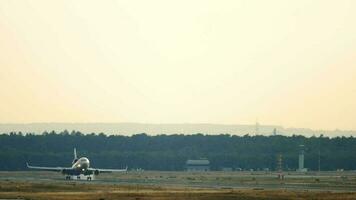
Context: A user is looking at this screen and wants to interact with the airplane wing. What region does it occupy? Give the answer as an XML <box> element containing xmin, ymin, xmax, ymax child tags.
<box><xmin>88</xmin><ymin>166</ymin><xmax>128</xmax><ymax>173</ymax></box>
<box><xmin>26</xmin><ymin>162</ymin><xmax>69</xmax><ymax>172</ymax></box>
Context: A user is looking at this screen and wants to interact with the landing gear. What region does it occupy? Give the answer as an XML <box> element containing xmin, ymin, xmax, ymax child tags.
<box><xmin>65</xmin><ymin>174</ymin><xmax>94</xmax><ymax>181</ymax></box>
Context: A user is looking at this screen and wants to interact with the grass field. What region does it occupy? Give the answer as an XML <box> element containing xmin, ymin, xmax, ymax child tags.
<box><xmin>1</xmin><ymin>171</ymin><xmax>356</xmax><ymax>199</ymax></box>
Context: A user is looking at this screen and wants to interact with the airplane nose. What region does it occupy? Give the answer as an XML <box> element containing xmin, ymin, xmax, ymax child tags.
<box><xmin>75</xmin><ymin>157</ymin><xmax>90</xmax><ymax>169</ymax></box>
<box><xmin>82</xmin><ymin>159</ymin><xmax>90</xmax><ymax>168</ymax></box>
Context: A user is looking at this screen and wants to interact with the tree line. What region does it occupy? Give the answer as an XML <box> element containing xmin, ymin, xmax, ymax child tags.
<box><xmin>0</xmin><ymin>131</ymin><xmax>356</xmax><ymax>171</ymax></box>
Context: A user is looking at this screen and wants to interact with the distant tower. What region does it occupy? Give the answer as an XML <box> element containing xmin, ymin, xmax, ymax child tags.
<box><xmin>255</xmin><ymin>119</ymin><xmax>259</xmax><ymax>135</ymax></box>
<box><xmin>273</xmin><ymin>128</ymin><xmax>277</xmax><ymax>136</ymax></box>
<box><xmin>276</xmin><ymin>154</ymin><xmax>283</xmax><ymax>172</ymax></box>
<box><xmin>276</xmin><ymin>154</ymin><xmax>284</xmax><ymax>179</ymax></box>
<box><xmin>298</xmin><ymin>145</ymin><xmax>306</xmax><ymax>172</ymax></box>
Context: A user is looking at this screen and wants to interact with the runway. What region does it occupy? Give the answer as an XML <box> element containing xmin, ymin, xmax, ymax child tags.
<box><xmin>1</xmin><ymin>170</ymin><xmax>356</xmax><ymax>192</ymax></box>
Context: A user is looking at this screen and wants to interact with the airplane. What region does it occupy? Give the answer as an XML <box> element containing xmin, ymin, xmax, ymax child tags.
<box><xmin>27</xmin><ymin>148</ymin><xmax>127</xmax><ymax>180</ymax></box>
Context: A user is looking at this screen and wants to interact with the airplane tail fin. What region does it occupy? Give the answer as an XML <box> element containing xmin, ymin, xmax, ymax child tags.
<box><xmin>74</xmin><ymin>148</ymin><xmax>78</xmax><ymax>160</ymax></box>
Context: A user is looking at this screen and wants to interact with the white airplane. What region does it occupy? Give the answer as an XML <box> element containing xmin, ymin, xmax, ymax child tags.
<box><xmin>27</xmin><ymin>148</ymin><xmax>127</xmax><ymax>180</ymax></box>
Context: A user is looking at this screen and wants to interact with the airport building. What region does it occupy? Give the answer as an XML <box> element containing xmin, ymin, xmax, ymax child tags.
<box><xmin>186</xmin><ymin>159</ymin><xmax>210</xmax><ymax>172</ymax></box>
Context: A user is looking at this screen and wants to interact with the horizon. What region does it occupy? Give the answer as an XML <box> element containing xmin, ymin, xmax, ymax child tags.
<box><xmin>1</xmin><ymin>122</ymin><xmax>355</xmax><ymax>137</ymax></box>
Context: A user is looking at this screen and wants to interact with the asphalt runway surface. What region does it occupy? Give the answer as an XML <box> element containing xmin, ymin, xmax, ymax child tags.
<box><xmin>1</xmin><ymin>170</ymin><xmax>356</xmax><ymax>192</ymax></box>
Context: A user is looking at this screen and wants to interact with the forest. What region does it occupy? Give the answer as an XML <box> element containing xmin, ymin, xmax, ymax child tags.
<box><xmin>0</xmin><ymin>131</ymin><xmax>356</xmax><ymax>171</ymax></box>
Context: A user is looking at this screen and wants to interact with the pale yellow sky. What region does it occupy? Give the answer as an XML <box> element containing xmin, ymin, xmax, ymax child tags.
<box><xmin>0</xmin><ymin>0</ymin><xmax>355</xmax><ymax>130</ymax></box>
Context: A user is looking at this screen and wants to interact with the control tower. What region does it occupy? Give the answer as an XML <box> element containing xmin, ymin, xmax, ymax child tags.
<box><xmin>297</xmin><ymin>145</ymin><xmax>307</xmax><ymax>172</ymax></box>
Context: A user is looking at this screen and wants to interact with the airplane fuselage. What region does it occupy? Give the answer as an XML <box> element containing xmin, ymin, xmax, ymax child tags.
<box><xmin>72</xmin><ymin>157</ymin><xmax>90</xmax><ymax>172</ymax></box>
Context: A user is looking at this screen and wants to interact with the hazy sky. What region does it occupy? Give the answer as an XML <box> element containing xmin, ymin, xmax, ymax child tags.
<box><xmin>0</xmin><ymin>0</ymin><xmax>355</xmax><ymax>130</ymax></box>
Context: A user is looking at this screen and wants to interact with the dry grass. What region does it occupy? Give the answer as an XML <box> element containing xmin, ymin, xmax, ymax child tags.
<box><xmin>2</xmin><ymin>171</ymin><xmax>356</xmax><ymax>199</ymax></box>
<box><xmin>1</xmin><ymin>180</ymin><xmax>356</xmax><ymax>200</ymax></box>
